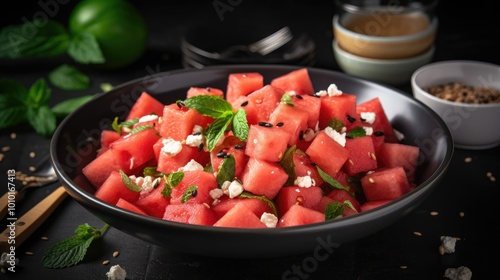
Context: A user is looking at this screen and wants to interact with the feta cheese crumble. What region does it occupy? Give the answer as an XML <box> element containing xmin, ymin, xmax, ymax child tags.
<box><xmin>138</xmin><ymin>114</ymin><xmax>158</xmax><ymax>123</ymax></box>
<box><xmin>363</xmin><ymin>126</ymin><xmax>373</xmax><ymax>136</ymax></box>
<box><xmin>324</xmin><ymin>126</ymin><xmax>346</xmax><ymax>147</ymax></box>
<box><xmin>260</xmin><ymin>212</ymin><xmax>278</xmax><ymax>228</ymax></box>
<box><xmin>294</xmin><ymin>172</ymin><xmax>316</xmax><ymax>188</ymax></box>
<box><xmin>444</xmin><ymin>266</ymin><xmax>472</xmax><ymax>280</ymax></box>
<box><xmin>302</xmin><ymin>128</ymin><xmax>316</xmax><ymax>141</ymax></box>
<box><xmin>360</xmin><ymin>112</ymin><xmax>376</xmax><ymax>124</ymax></box>
<box><xmin>161</xmin><ymin>138</ymin><xmax>182</xmax><ymax>156</ymax></box>
<box><xmin>178</xmin><ymin>159</ymin><xmax>204</xmax><ymax>172</ymax></box>
<box><xmin>327</xmin><ymin>83</ymin><xmax>343</xmax><ymax>96</ymax></box>
<box><xmin>106</xmin><ymin>264</ymin><xmax>127</xmax><ymax>280</ymax></box>
<box><xmin>440</xmin><ymin>236</ymin><xmax>457</xmax><ymax>254</ymax></box>
<box><xmin>227</xmin><ymin>180</ymin><xmax>244</xmax><ymax>198</ymax></box>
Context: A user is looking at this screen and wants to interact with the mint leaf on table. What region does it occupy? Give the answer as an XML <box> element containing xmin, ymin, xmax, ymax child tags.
<box><xmin>0</xmin><ymin>79</ymin><xmax>29</xmax><ymax>128</ymax></box>
<box><xmin>0</xmin><ymin>19</ymin><xmax>69</xmax><ymax>59</ymax></box>
<box><xmin>27</xmin><ymin>105</ymin><xmax>56</xmax><ymax>137</ymax></box>
<box><xmin>49</xmin><ymin>64</ymin><xmax>90</xmax><ymax>90</ymax></box>
<box><xmin>67</xmin><ymin>31</ymin><xmax>105</xmax><ymax>64</ymax></box>
<box><xmin>42</xmin><ymin>223</ymin><xmax>110</xmax><ymax>269</ymax></box>
<box><xmin>51</xmin><ymin>94</ymin><xmax>96</xmax><ymax>116</ymax></box>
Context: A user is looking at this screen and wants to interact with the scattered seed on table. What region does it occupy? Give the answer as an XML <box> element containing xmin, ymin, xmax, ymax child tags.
<box><xmin>113</xmin><ymin>251</ymin><xmax>119</xmax><ymax>258</ymax></box>
<box><xmin>29</xmin><ymin>166</ymin><xmax>36</xmax><ymax>172</ymax></box>
<box><xmin>459</xmin><ymin>211</ymin><xmax>465</xmax><ymax>217</ymax></box>
<box><xmin>413</xmin><ymin>231</ymin><xmax>422</xmax><ymax>236</ymax></box>
<box><xmin>490</xmin><ymin>176</ymin><xmax>496</xmax><ymax>182</ymax></box>
<box><xmin>0</xmin><ymin>154</ymin><xmax>4</xmax><ymax>162</ymax></box>
<box><xmin>464</xmin><ymin>157</ymin><xmax>472</xmax><ymax>163</ymax></box>
<box><xmin>1</xmin><ymin>146</ymin><xmax>10</xmax><ymax>152</ymax></box>
<box><xmin>40</xmin><ymin>236</ymin><xmax>48</xmax><ymax>241</ymax></box>
<box><xmin>29</xmin><ymin>152</ymin><xmax>36</xmax><ymax>158</ymax></box>
<box><xmin>400</xmin><ymin>265</ymin><xmax>408</xmax><ymax>269</ymax></box>
<box><xmin>486</xmin><ymin>172</ymin><xmax>493</xmax><ymax>177</ymax></box>
<box><xmin>10</xmin><ymin>133</ymin><xmax>16</xmax><ymax>139</ymax></box>
<box><xmin>102</xmin><ymin>260</ymin><xmax>110</xmax><ymax>265</ymax></box>
<box><xmin>430</xmin><ymin>211</ymin><xmax>439</xmax><ymax>216</ymax></box>
<box><xmin>438</xmin><ymin>245</ymin><xmax>445</xmax><ymax>255</ymax></box>
<box><xmin>25</xmin><ymin>252</ymin><xmax>34</xmax><ymax>256</ymax></box>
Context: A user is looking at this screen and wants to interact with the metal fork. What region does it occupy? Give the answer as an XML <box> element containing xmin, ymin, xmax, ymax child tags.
<box><xmin>215</xmin><ymin>26</ymin><xmax>293</xmax><ymax>58</ymax></box>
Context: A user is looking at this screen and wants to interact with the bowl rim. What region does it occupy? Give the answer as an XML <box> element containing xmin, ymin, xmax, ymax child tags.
<box><xmin>332</xmin><ymin>14</ymin><xmax>438</xmax><ymax>43</ymax></box>
<box><xmin>411</xmin><ymin>60</ymin><xmax>500</xmax><ymax>108</ymax></box>
<box><xmin>333</xmin><ymin>39</ymin><xmax>435</xmax><ymax>64</ymax></box>
<box><xmin>50</xmin><ymin>64</ymin><xmax>454</xmax><ymax>247</ymax></box>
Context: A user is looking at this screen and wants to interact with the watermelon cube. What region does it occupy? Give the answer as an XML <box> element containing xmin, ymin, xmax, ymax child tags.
<box><xmin>305</xmin><ymin>131</ymin><xmax>350</xmax><ymax>178</ymax></box>
<box><xmin>231</xmin><ymin>85</ymin><xmax>283</xmax><ymax>125</ymax></box>
<box><xmin>277</xmin><ymin>204</ymin><xmax>325</xmax><ymax>227</ymax></box>
<box><xmin>325</xmin><ymin>189</ymin><xmax>361</xmax><ymax>212</ymax></box>
<box><xmin>163</xmin><ymin>204</ymin><xmax>216</xmax><ymax>226</ymax></box>
<box><xmin>270</xmin><ymin>68</ymin><xmax>315</xmax><ymax>95</ymax></box>
<box><xmin>241</xmin><ymin>158</ymin><xmax>289</xmax><ymax>200</ymax></box>
<box><xmin>159</xmin><ymin>103</ymin><xmax>203</xmax><ymax>141</ymax></box>
<box><xmin>94</xmin><ymin>170</ymin><xmax>140</xmax><ymax>205</ymax></box>
<box><xmin>156</xmin><ymin>140</ymin><xmax>210</xmax><ymax>174</ymax></box>
<box><xmin>210</xmin><ymin>135</ymin><xmax>249</xmax><ymax>179</ymax></box>
<box><xmin>109</xmin><ymin>128</ymin><xmax>160</xmax><ymax>170</ymax></box>
<box><xmin>275</xmin><ymin>186</ymin><xmax>323</xmax><ymax>217</ymax></box>
<box><xmin>82</xmin><ymin>148</ymin><xmax>133</xmax><ymax>189</ymax></box>
<box><xmin>186</xmin><ymin>87</ymin><xmax>224</xmax><ymax>98</ymax></box>
<box><xmin>170</xmin><ymin>170</ymin><xmax>218</xmax><ymax>205</ymax></box>
<box><xmin>245</xmin><ymin>124</ymin><xmax>289</xmax><ymax>162</ymax></box>
<box><xmin>356</xmin><ymin>97</ymin><xmax>398</xmax><ymax>143</ymax></box>
<box><xmin>361</xmin><ymin>167</ymin><xmax>411</xmax><ymax>201</ymax></box>
<box><xmin>135</xmin><ymin>179</ymin><xmax>170</xmax><ymax>218</ymax></box>
<box><xmin>292</xmin><ymin>94</ymin><xmax>322</xmax><ymax>128</ymax></box>
<box><xmin>292</xmin><ymin>151</ymin><xmax>324</xmax><ymax>188</ymax></box>
<box><xmin>211</xmin><ymin>197</ymin><xmax>274</xmax><ymax>220</ymax></box>
<box><xmin>126</xmin><ymin>91</ymin><xmax>165</xmax><ymax>121</ymax></box>
<box><xmin>213</xmin><ymin>203</ymin><xmax>266</xmax><ymax>228</ymax></box>
<box><xmin>343</xmin><ymin>136</ymin><xmax>378</xmax><ymax>176</ymax></box>
<box><xmin>268</xmin><ymin>103</ymin><xmax>309</xmax><ymax>146</ymax></box>
<box><xmin>116</xmin><ymin>198</ymin><xmax>147</xmax><ymax>215</ymax></box>
<box><xmin>360</xmin><ymin>200</ymin><xmax>392</xmax><ymax>212</ymax></box>
<box><xmin>377</xmin><ymin>142</ymin><xmax>420</xmax><ymax>183</ymax></box>
<box><xmin>226</xmin><ymin>72</ymin><xmax>264</xmax><ymax>103</ymax></box>
<box><xmin>318</xmin><ymin>93</ymin><xmax>357</xmax><ymax>129</ymax></box>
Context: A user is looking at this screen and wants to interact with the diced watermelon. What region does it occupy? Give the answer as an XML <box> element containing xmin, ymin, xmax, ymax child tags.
<box><xmin>325</xmin><ymin>189</ymin><xmax>361</xmax><ymax>212</ymax></box>
<box><xmin>116</xmin><ymin>198</ymin><xmax>147</xmax><ymax>215</ymax></box>
<box><xmin>360</xmin><ymin>200</ymin><xmax>392</xmax><ymax>212</ymax></box>
<box><xmin>356</xmin><ymin>97</ymin><xmax>398</xmax><ymax>143</ymax></box>
<box><xmin>213</xmin><ymin>203</ymin><xmax>266</xmax><ymax>228</ymax></box>
<box><xmin>275</xmin><ymin>186</ymin><xmax>323</xmax><ymax>217</ymax></box>
<box><xmin>95</xmin><ymin>170</ymin><xmax>140</xmax><ymax>205</ymax></box>
<box><xmin>82</xmin><ymin>148</ymin><xmax>133</xmax><ymax>189</ymax></box>
<box><xmin>268</xmin><ymin>103</ymin><xmax>309</xmax><ymax>146</ymax></box>
<box><xmin>245</xmin><ymin>124</ymin><xmax>289</xmax><ymax>162</ymax></box>
<box><xmin>361</xmin><ymin>167</ymin><xmax>411</xmax><ymax>201</ymax></box>
<box><xmin>163</xmin><ymin>204</ymin><xmax>216</xmax><ymax>226</ymax></box>
<box><xmin>305</xmin><ymin>131</ymin><xmax>350</xmax><ymax>178</ymax></box>
<box><xmin>109</xmin><ymin>128</ymin><xmax>160</xmax><ymax>169</ymax></box>
<box><xmin>377</xmin><ymin>142</ymin><xmax>419</xmax><ymax>183</ymax></box>
<box><xmin>159</xmin><ymin>103</ymin><xmax>203</xmax><ymax>141</ymax></box>
<box><xmin>241</xmin><ymin>158</ymin><xmax>289</xmax><ymax>200</ymax></box>
<box><xmin>186</xmin><ymin>87</ymin><xmax>224</xmax><ymax>98</ymax></box>
<box><xmin>100</xmin><ymin>130</ymin><xmax>121</xmax><ymax>151</ymax></box>
<box><xmin>318</xmin><ymin>93</ymin><xmax>357</xmax><ymax>129</ymax></box>
<box><xmin>292</xmin><ymin>151</ymin><xmax>324</xmax><ymax>188</ymax></box>
<box><xmin>277</xmin><ymin>204</ymin><xmax>325</xmax><ymax>227</ymax></box>
<box><xmin>292</xmin><ymin>94</ymin><xmax>322</xmax><ymax>128</ymax></box>
<box><xmin>270</xmin><ymin>68</ymin><xmax>314</xmax><ymax>95</ymax></box>
<box><xmin>231</xmin><ymin>85</ymin><xmax>283</xmax><ymax>125</ymax></box>
<box><xmin>211</xmin><ymin>136</ymin><xmax>248</xmax><ymax>178</ymax></box>
<box><xmin>226</xmin><ymin>72</ymin><xmax>264</xmax><ymax>103</ymax></box>
<box><xmin>156</xmin><ymin>141</ymin><xmax>210</xmax><ymax>174</ymax></box>
<box><xmin>211</xmin><ymin>196</ymin><xmax>274</xmax><ymax>220</ymax></box>
<box><xmin>135</xmin><ymin>179</ymin><xmax>170</xmax><ymax>218</ymax></box>
<box><xmin>126</xmin><ymin>91</ymin><xmax>165</xmax><ymax>121</ymax></box>
<box><xmin>170</xmin><ymin>171</ymin><xmax>218</xmax><ymax>205</ymax></box>
<box><xmin>343</xmin><ymin>136</ymin><xmax>378</xmax><ymax>176</ymax></box>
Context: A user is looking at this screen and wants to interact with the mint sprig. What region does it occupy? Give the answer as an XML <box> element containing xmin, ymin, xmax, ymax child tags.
<box><xmin>48</xmin><ymin>64</ymin><xmax>90</xmax><ymax>91</ymax></box>
<box><xmin>215</xmin><ymin>154</ymin><xmax>236</xmax><ymax>187</ymax></box>
<box><xmin>316</xmin><ymin>166</ymin><xmax>351</xmax><ymax>193</ymax></box>
<box><xmin>42</xmin><ymin>223</ymin><xmax>109</xmax><ymax>268</ymax></box>
<box><xmin>181</xmin><ymin>95</ymin><xmax>249</xmax><ymax>151</ymax></box>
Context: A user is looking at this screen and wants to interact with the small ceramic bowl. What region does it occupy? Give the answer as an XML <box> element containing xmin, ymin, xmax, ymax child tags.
<box><xmin>411</xmin><ymin>60</ymin><xmax>500</xmax><ymax>150</ymax></box>
<box><xmin>333</xmin><ymin>39</ymin><xmax>434</xmax><ymax>85</ymax></box>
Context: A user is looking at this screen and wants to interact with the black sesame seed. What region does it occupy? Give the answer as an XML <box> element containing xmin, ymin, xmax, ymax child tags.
<box><xmin>206</xmin><ymin>87</ymin><xmax>211</xmax><ymax>92</ymax></box>
<box><xmin>234</xmin><ymin>144</ymin><xmax>244</xmax><ymax>150</ymax></box>
<box><xmin>295</xmin><ymin>94</ymin><xmax>303</xmax><ymax>99</ymax></box>
<box><xmin>346</xmin><ymin>135</ymin><xmax>353</xmax><ymax>139</ymax></box>
<box><xmin>347</xmin><ymin>115</ymin><xmax>356</xmax><ymax>123</ymax></box>
<box><xmin>276</xmin><ymin>122</ymin><xmax>284</xmax><ymax>127</ymax></box>
<box><xmin>299</xmin><ymin>131</ymin><xmax>304</xmax><ymax>140</ymax></box>
<box><xmin>374</xmin><ymin>131</ymin><xmax>385</xmax><ymax>136</ymax></box>
<box><xmin>198</xmin><ymin>143</ymin><xmax>204</xmax><ymax>152</ymax></box>
<box><xmin>191</xmin><ymin>189</ymin><xmax>198</xmax><ymax>197</ymax></box>
<box><xmin>258</xmin><ymin>121</ymin><xmax>273</xmax><ymax>127</ymax></box>
<box><xmin>216</xmin><ymin>151</ymin><xmax>227</xmax><ymax>158</ymax></box>
<box><xmin>241</xmin><ymin>101</ymin><xmax>249</xmax><ymax>107</ymax></box>
<box><xmin>192</xmin><ymin>132</ymin><xmax>202</xmax><ymax>136</ymax></box>
<box><xmin>360</xmin><ymin>117</ymin><xmax>366</xmax><ymax>122</ymax></box>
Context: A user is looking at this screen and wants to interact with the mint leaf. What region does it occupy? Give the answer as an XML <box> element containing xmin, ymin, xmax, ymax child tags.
<box><xmin>68</xmin><ymin>31</ymin><xmax>105</xmax><ymax>64</ymax></box>
<box><xmin>327</xmin><ymin>118</ymin><xmax>344</xmax><ymax>132</ymax></box>
<box><xmin>162</xmin><ymin>171</ymin><xmax>184</xmax><ymax>198</ymax></box>
<box><xmin>100</xmin><ymin>83</ymin><xmax>113</xmax><ymax>92</ymax></box>
<box><xmin>0</xmin><ymin>79</ymin><xmax>28</xmax><ymax>128</ymax></box>
<box><xmin>205</xmin><ymin>113</ymin><xmax>233</xmax><ymax>151</ymax></box>
<box><xmin>128</xmin><ymin>124</ymin><xmax>154</xmax><ymax>135</ymax></box>
<box><xmin>316</xmin><ymin>166</ymin><xmax>351</xmax><ymax>192</ymax></box>
<box><xmin>280</xmin><ymin>93</ymin><xmax>294</xmax><ymax>106</ymax></box>
<box><xmin>27</xmin><ymin>78</ymin><xmax>51</xmax><ymax>108</ymax></box>
<box><xmin>181</xmin><ymin>185</ymin><xmax>198</xmax><ymax>203</ymax></box>
<box><xmin>0</xmin><ymin>19</ymin><xmax>69</xmax><ymax>59</ymax></box>
<box><xmin>215</xmin><ymin>155</ymin><xmax>235</xmax><ymax>187</ymax></box>
<box><xmin>51</xmin><ymin>95</ymin><xmax>95</xmax><ymax>116</ymax></box>
<box><xmin>279</xmin><ymin>145</ymin><xmax>297</xmax><ymax>186</ymax></box>
<box><xmin>346</xmin><ymin>126</ymin><xmax>366</xmax><ymax>138</ymax></box>
<box><xmin>232</xmin><ymin>108</ymin><xmax>249</xmax><ymax>142</ymax></box>
<box><xmin>239</xmin><ymin>191</ymin><xmax>278</xmax><ymax>217</ymax></box>
<box><xmin>27</xmin><ymin>106</ymin><xmax>56</xmax><ymax>137</ymax></box>
<box><xmin>182</xmin><ymin>95</ymin><xmax>233</xmax><ymax>118</ymax></box>
<box><xmin>42</xmin><ymin>223</ymin><xmax>109</xmax><ymax>268</ymax></box>
<box><xmin>325</xmin><ymin>202</ymin><xmax>344</xmax><ymax>220</ymax></box>
<box><xmin>49</xmin><ymin>64</ymin><xmax>90</xmax><ymax>90</ymax></box>
<box><xmin>119</xmin><ymin>170</ymin><xmax>142</xmax><ymax>192</ymax></box>
<box><xmin>112</xmin><ymin>117</ymin><xmax>139</xmax><ymax>134</ymax></box>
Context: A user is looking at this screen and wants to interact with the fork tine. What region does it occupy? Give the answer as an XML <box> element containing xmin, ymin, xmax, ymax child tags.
<box><xmin>249</xmin><ymin>26</ymin><xmax>293</xmax><ymax>55</ymax></box>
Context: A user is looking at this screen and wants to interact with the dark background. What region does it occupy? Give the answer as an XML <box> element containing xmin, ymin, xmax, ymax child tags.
<box><xmin>1</xmin><ymin>1</ymin><xmax>499</xmax><ymax>279</ymax></box>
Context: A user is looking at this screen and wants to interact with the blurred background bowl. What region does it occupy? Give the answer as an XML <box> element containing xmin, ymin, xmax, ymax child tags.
<box><xmin>411</xmin><ymin>60</ymin><xmax>500</xmax><ymax>149</ymax></box>
<box><xmin>333</xmin><ymin>39</ymin><xmax>434</xmax><ymax>85</ymax></box>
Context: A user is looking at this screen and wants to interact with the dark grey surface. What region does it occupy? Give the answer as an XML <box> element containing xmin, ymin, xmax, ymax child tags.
<box><xmin>1</xmin><ymin>0</ymin><xmax>500</xmax><ymax>279</ymax></box>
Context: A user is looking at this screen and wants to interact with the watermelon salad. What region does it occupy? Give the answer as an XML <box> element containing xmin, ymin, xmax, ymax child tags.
<box><xmin>81</xmin><ymin>68</ymin><xmax>420</xmax><ymax>228</ymax></box>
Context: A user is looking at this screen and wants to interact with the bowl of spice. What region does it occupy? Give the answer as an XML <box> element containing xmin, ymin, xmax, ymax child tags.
<box><xmin>411</xmin><ymin>60</ymin><xmax>500</xmax><ymax>149</ymax></box>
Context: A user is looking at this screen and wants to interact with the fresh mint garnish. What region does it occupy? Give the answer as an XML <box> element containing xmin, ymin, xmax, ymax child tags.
<box><xmin>239</xmin><ymin>191</ymin><xmax>278</xmax><ymax>217</ymax></box>
<box><xmin>112</xmin><ymin>117</ymin><xmax>139</xmax><ymax>134</ymax></box>
<box><xmin>324</xmin><ymin>202</ymin><xmax>344</xmax><ymax>220</ymax></box>
<box><xmin>316</xmin><ymin>166</ymin><xmax>351</xmax><ymax>193</ymax></box>
<box><xmin>162</xmin><ymin>171</ymin><xmax>184</xmax><ymax>198</ymax></box>
<box><xmin>279</xmin><ymin>145</ymin><xmax>297</xmax><ymax>186</ymax></box>
<box><xmin>346</xmin><ymin>126</ymin><xmax>367</xmax><ymax>138</ymax></box>
<box><xmin>215</xmin><ymin>154</ymin><xmax>236</xmax><ymax>187</ymax></box>
<box><xmin>327</xmin><ymin>118</ymin><xmax>344</xmax><ymax>132</ymax></box>
<box><xmin>48</xmin><ymin>64</ymin><xmax>90</xmax><ymax>90</ymax></box>
<box><xmin>181</xmin><ymin>95</ymin><xmax>249</xmax><ymax>151</ymax></box>
<box><xmin>181</xmin><ymin>185</ymin><xmax>198</xmax><ymax>203</ymax></box>
<box><xmin>128</xmin><ymin>125</ymin><xmax>154</xmax><ymax>135</ymax></box>
<box><xmin>280</xmin><ymin>93</ymin><xmax>294</xmax><ymax>106</ymax></box>
<box><xmin>41</xmin><ymin>223</ymin><xmax>109</xmax><ymax>268</ymax></box>
<box><xmin>119</xmin><ymin>170</ymin><xmax>142</xmax><ymax>192</ymax></box>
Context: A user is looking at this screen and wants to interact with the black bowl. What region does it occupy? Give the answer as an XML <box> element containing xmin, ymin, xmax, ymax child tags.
<box><xmin>50</xmin><ymin>65</ymin><xmax>453</xmax><ymax>258</ymax></box>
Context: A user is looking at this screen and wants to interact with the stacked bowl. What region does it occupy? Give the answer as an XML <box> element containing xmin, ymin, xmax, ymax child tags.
<box><xmin>332</xmin><ymin>0</ymin><xmax>439</xmax><ymax>86</ymax></box>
